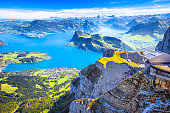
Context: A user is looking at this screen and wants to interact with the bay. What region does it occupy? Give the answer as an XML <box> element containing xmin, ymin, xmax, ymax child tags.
<box><xmin>0</xmin><ymin>32</ymin><xmax>102</xmax><ymax>72</ymax></box>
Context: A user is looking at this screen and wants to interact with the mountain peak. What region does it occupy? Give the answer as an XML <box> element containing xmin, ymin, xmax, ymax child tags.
<box><xmin>156</xmin><ymin>27</ymin><xmax>170</xmax><ymax>54</ymax></box>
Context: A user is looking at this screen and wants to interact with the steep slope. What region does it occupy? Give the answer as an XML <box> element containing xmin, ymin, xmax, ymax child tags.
<box><xmin>121</xmin><ymin>19</ymin><xmax>170</xmax><ymax>51</ymax></box>
<box><xmin>69</xmin><ymin>50</ymin><xmax>169</xmax><ymax>113</ymax></box>
<box><xmin>70</xmin><ymin>50</ymin><xmax>144</xmax><ymax>99</ymax></box>
<box><xmin>70</xmin><ymin>71</ymin><xmax>169</xmax><ymax>113</ymax></box>
<box><xmin>156</xmin><ymin>27</ymin><xmax>170</xmax><ymax>54</ymax></box>
<box><xmin>0</xmin><ymin>68</ymin><xmax>80</xmax><ymax>113</ymax></box>
<box><xmin>67</xmin><ymin>31</ymin><xmax>133</xmax><ymax>53</ymax></box>
<box><xmin>126</xmin><ymin>19</ymin><xmax>170</xmax><ymax>37</ymax></box>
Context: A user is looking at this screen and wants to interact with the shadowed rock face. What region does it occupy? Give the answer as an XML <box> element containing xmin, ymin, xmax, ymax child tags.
<box><xmin>69</xmin><ymin>50</ymin><xmax>169</xmax><ymax>113</ymax></box>
<box><xmin>103</xmin><ymin>49</ymin><xmax>116</xmax><ymax>57</ymax></box>
<box><xmin>121</xmin><ymin>51</ymin><xmax>145</xmax><ymax>64</ymax></box>
<box><xmin>69</xmin><ymin>51</ymin><xmax>142</xmax><ymax>112</ymax></box>
<box><xmin>70</xmin><ymin>69</ymin><xmax>169</xmax><ymax>113</ymax></box>
<box><xmin>156</xmin><ymin>27</ymin><xmax>170</xmax><ymax>54</ymax></box>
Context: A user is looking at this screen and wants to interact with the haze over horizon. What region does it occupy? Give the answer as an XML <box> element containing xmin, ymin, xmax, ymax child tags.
<box><xmin>0</xmin><ymin>0</ymin><xmax>170</xmax><ymax>19</ymax></box>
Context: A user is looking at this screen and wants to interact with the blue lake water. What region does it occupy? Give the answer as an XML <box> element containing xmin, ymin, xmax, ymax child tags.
<box><xmin>0</xmin><ymin>32</ymin><xmax>102</xmax><ymax>72</ymax></box>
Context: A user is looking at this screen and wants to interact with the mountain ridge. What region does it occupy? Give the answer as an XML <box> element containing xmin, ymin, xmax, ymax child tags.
<box><xmin>67</xmin><ymin>30</ymin><xmax>133</xmax><ymax>53</ymax></box>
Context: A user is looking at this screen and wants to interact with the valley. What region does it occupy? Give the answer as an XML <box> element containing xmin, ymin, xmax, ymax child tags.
<box><xmin>0</xmin><ymin>12</ymin><xmax>169</xmax><ymax>113</ymax></box>
<box><xmin>0</xmin><ymin>68</ymin><xmax>80</xmax><ymax>113</ymax></box>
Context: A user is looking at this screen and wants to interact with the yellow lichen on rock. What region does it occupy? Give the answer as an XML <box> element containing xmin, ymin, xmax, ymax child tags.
<box><xmin>97</xmin><ymin>51</ymin><xmax>139</xmax><ymax>68</ymax></box>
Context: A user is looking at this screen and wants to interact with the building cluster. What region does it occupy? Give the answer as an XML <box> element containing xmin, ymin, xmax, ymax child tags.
<box><xmin>144</xmin><ymin>51</ymin><xmax>170</xmax><ymax>91</ymax></box>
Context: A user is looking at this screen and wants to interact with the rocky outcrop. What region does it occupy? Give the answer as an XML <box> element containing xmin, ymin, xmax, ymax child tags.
<box><xmin>67</xmin><ymin>31</ymin><xmax>133</xmax><ymax>53</ymax></box>
<box><xmin>69</xmin><ymin>50</ymin><xmax>144</xmax><ymax>112</ymax></box>
<box><xmin>71</xmin><ymin>50</ymin><xmax>143</xmax><ymax>99</ymax></box>
<box><xmin>120</xmin><ymin>51</ymin><xmax>146</xmax><ymax>64</ymax></box>
<box><xmin>156</xmin><ymin>27</ymin><xmax>170</xmax><ymax>54</ymax></box>
<box><xmin>69</xmin><ymin>50</ymin><xmax>169</xmax><ymax>113</ymax></box>
<box><xmin>70</xmin><ymin>70</ymin><xmax>169</xmax><ymax>113</ymax></box>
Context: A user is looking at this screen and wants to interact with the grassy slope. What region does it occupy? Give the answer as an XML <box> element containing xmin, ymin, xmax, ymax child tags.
<box><xmin>0</xmin><ymin>68</ymin><xmax>80</xmax><ymax>113</ymax></box>
<box><xmin>120</xmin><ymin>33</ymin><xmax>162</xmax><ymax>51</ymax></box>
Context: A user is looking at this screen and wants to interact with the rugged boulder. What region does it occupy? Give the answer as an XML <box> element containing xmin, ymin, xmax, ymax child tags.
<box><xmin>70</xmin><ymin>50</ymin><xmax>143</xmax><ymax>100</ymax></box>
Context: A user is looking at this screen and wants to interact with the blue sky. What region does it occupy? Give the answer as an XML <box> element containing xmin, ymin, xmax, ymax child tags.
<box><xmin>0</xmin><ymin>0</ymin><xmax>169</xmax><ymax>9</ymax></box>
<box><xmin>0</xmin><ymin>0</ymin><xmax>170</xmax><ymax>19</ymax></box>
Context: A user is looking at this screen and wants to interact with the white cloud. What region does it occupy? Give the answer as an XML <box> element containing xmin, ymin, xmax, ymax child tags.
<box><xmin>0</xmin><ymin>6</ymin><xmax>170</xmax><ymax>19</ymax></box>
<box><xmin>152</xmin><ymin>0</ymin><xmax>170</xmax><ymax>3</ymax></box>
<box><xmin>110</xmin><ymin>2</ymin><xmax>120</xmax><ymax>4</ymax></box>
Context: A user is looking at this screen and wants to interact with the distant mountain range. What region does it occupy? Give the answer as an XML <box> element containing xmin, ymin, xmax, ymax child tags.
<box><xmin>103</xmin><ymin>13</ymin><xmax>170</xmax><ymax>32</ymax></box>
<box><xmin>67</xmin><ymin>30</ymin><xmax>132</xmax><ymax>53</ymax></box>
<box><xmin>125</xmin><ymin>19</ymin><xmax>144</xmax><ymax>28</ymax></box>
<box><xmin>1</xmin><ymin>20</ymin><xmax>99</xmax><ymax>38</ymax></box>
<box><xmin>126</xmin><ymin>19</ymin><xmax>170</xmax><ymax>38</ymax></box>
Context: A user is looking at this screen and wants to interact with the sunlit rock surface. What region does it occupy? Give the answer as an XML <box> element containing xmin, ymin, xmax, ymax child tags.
<box><xmin>69</xmin><ymin>50</ymin><xmax>169</xmax><ymax>113</ymax></box>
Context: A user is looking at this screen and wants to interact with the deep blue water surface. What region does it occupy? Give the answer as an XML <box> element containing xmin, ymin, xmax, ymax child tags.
<box><xmin>0</xmin><ymin>32</ymin><xmax>102</xmax><ymax>72</ymax></box>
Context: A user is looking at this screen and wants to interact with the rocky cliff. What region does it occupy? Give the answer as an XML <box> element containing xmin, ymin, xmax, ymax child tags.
<box><xmin>69</xmin><ymin>50</ymin><xmax>169</xmax><ymax>113</ymax></box>
<box><xmin>67</xmin><ymin>31</ymin><xmax>133</xmax><ymax>53</ymax></box>
<box><xmin>156</xmin><ymin>27</ymin><xmax>170</xmax><ymax>54</ymax></box>
<box><xmin>70</xmin><ymin>50</ymin><xmax>144</xmax><ymax>99</ymax></box>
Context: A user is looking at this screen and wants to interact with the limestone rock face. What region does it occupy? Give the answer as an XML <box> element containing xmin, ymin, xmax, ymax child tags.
<box><xmin>71</xmin><ymin>59</ymin><xmax>139</xmax><ymax>100</ymax></box>
<box><xmin>103</xmin><ymin>49</ymin><xmax>115</xmax><ymax>57</ymax></box>
<box><xmin>69</xmin><ymin>50</ymin><xmax>169</xmax><ymax>113</ymax></box>
<box><xmin>70</xmin><ymin>50</ymin><xmax>143</xmax><ymax>113</ymax></box>
<box><xmin>156</xmin><ymin>27</ymin><xmax>170</xmax><ymax>54</ymax></box>
<box><xmin>70</xmin><ymin>70</ymin><xmax>169</xmax><ymax>113</ymax></box>
<box><xmin>121</xmin><ymin>51</ymin><xmax>145</xmax><ymax>64</ymax></box>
